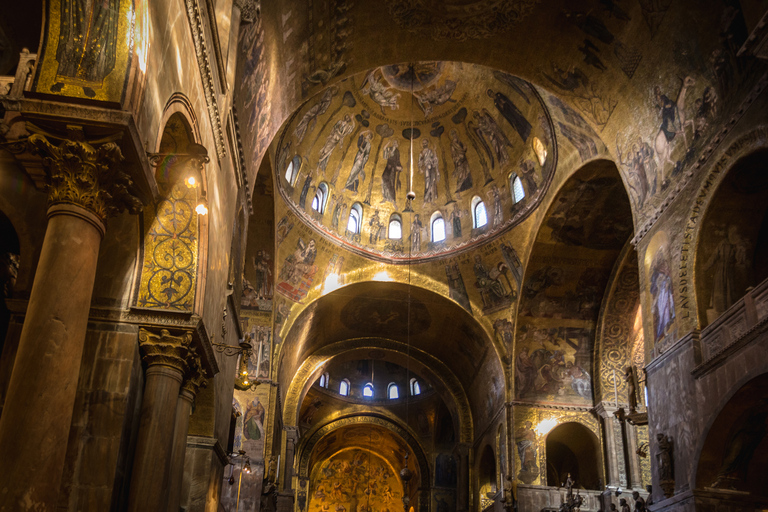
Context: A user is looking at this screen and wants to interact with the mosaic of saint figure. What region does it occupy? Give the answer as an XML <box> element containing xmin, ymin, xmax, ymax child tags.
<box><xmin>450</xmin><ymin>129</ymin><xmax>473</xmax><ymax>193</ymax></box>
<box><xmin>52</xmin><ymin>0</ymin><xmax>120</xmax><ymax>97</ymax></box>
<box><xmin>418</xmin><ymin>139</ymin><xmax>440</xmax><ymax>204</ymax></box>
<box><xmin>295</xmin><ymin>86</ymin><xmax>338</xmax><ymax>143</ymax></box>
<box><xmin>344</xmin><ymin>131</ymin><xmax>373</xmax><ymax>192</ymax></box>
<box><xmin>318</xmin><ymin>114</ymin><xmax>355</xmax><ymax>173</ymax></box>
<box><xmin>380</xmin><ymin>139</ymin><xmax>402</xmax><ymax>206</ymax></box>
<box><xmin>487</xmin><ymin>88</ymin><xmax>532</xmax><ymax>142</ymax></box>
<box><xmin>650</xmin><ymin>250</ymin><xmax>675</xmax><ymax>341</ymax></box>
<box><xmin>474</xmin><ymin>108</ymin><xmax>512</xmax><ymax>168</ymax></box>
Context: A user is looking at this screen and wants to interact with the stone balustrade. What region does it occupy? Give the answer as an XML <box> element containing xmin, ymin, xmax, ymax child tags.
<box><xmin>699</xmin><ymin>277</ymin><xmax>768</xmax><ymax>365</ymax></box>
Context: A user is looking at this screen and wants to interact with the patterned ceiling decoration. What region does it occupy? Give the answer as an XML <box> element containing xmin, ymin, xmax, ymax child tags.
<box><xmin>272</xmin><ymin>61</ymin><xmax>557</xmax><ymax>263</ymax></box>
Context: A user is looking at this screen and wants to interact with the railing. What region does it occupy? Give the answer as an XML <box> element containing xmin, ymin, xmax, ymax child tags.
<box><xmin>698</xmin><ymin>276</ymin><xmax>768</xmax><ymax>365</ymax></box>
<box><xmin>0</xmin><ymin>49</ymin><xmax>37</xmax><ymax>99</ymax></box>
<box><xmin>517</xmin><ymin>485</ymin><xmax>604</xmax><ymax>512</ymax></box>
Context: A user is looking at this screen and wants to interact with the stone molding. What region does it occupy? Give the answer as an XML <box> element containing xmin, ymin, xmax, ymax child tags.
<box><xmin>138</xmin><ymin>327</ymin><xmax>193</xmax><ymax>373</ymax></box>
<box><xmin>184</xmin><ymin>0</ymin><xmax>226</xmax><ymax>158</ymax></box>
<box><xmin>186</xmin><ymin>435</ymin><xmax>229</xmax><ymax>465</ymax></box>
<box><xmin>24</xmin><ymin>134</ymin><xmax>143</xmax><ymax>224</ymax></box>
<box><xmin>646</xmin><ymin>330</ymin><xmax>699</xmax><ymax>374</ymax></box>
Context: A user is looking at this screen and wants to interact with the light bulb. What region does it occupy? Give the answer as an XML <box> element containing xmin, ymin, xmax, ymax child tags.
<box><xmin>195</xmin><ymin>202</ymin><xmax>208</xmax><ymax>215</ymax></box>
<box><xmin>243</xmin><ymin>380</ymin><xmax>249</xmax><ymax>386</ymax></box>
<box><xmin>186</xmin><ymin>175</ymin><xmax>198</xmax><ymax>188</ymax></box>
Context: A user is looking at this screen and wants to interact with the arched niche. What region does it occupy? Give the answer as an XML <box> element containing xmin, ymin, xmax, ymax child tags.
<box><xmin>695</xmin><ymin>372</ymin><xmax>768</xmax><ymax>495</ymax></box>
<box><xmin>544</xmin><ymin>422</ymin><xmax>602</xmax><ymax>490</ymax></box>
<box><xmin>134</xmin><ymin>110</ymin><xmax>207</xmax><ymax>313</ymax></box>
<box><xmin>477</xmin><ymin>444</ymin><xmax>497</xmax><ymax>507</ymax></box>
<box><xmin>695</xmin><ymin>148</ymin><xmax>768</xmax><ymax>327</ymax></box>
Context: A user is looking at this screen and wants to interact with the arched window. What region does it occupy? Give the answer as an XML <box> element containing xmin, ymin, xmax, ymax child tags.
<box><xmin>471</xmin><ymin>196</ymin><xmax>488</xmax><ymax>229</ymax></box>
<box><xmin>388</xmin><ymin>383</ymin><xmax>399</xmax><ymax>399</ymax></box>
<box><xmin>285</xmin><ymin>156</ymin><xmax>301</xmax><ymax>185</ymax></box>
<box><xmin>318</xmin><ymin>372</ymin><xmax>329</xmax><ymax>388</ymax></box>
<box><xmin>431</xmin><ymin>212</ymin><xmax>446</xmax><ymax>243</ymax></box>
<box><xmin>410</xmin><ymin>378</ymin><xmax>421</xmax><ymax>396</ymax></box>
<box><xmin>347</xmin><ymin>203</ymin><xmax>363</xmax><ymax>233</ymax></box>
<box><xmin>339</xmin><ymin>379</ymin><xmax>350</xmax><ymax>396</ymax></box>
<box><xmin>363</xmin><ymin>383</ymin><xmax>374</xmax><ymax>398</ymax></box>
<box><xmin>312</xmin><ymin>182</ymin><xmax>329</xmax><ymax>214</ymax></box>
<box><xmin>510</xmin><ymin>173</ymin><xmax>525</xmax><ymax>203</ymax></box>
<box><xmin>388</xmin><ymin>213</ymin><xmax>402</xmax><ymax>239</ymax></box>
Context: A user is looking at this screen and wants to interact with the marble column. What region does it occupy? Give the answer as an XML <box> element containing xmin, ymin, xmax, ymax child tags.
<box><xmin>167</xmin><ymin>351</ymin><xmax>208</xmax><ymax>512</ymax></box>
<box><xmin>0</xmin><ymin>135</ymin><xmax>141</xmax><ymax>512</ymax></box>
<box><xmin>127</xmin><ymin>328</ymin><xmax>193</xmax><ymax>512</ymax></box>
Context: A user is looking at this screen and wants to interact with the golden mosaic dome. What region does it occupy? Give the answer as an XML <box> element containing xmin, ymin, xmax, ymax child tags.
<box><xmin>272</xmin><ymin>62</ymin><xmax>556</xmax><ymax>262</ymax></box>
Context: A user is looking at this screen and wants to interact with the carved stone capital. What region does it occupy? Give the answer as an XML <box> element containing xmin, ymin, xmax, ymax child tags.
<box><xmin>181</xmin><ymin>349</ymin><xmax>208</xmax><ymax>396</ymax></box>
<box><xmin>138</xmin><ymin>328</ymin><xmax>193</xmax><ymax>373</ymax></box>
<box><xmin>27</xmin><ymin>134</ymin><xmax>143</xmax><ymax>224</ymax></box>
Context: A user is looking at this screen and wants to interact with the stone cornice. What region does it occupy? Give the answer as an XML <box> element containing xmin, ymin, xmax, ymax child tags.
<box><xmin>184</xmin><ymin>0</ymin><xmax>226</xmax><ymax>159</ymax></box>
<box><xmin>508</xmin><ymin>400</ymin><xmax>594</xmax><ymax>413</ymax></box>
<box><xmin>631</xmin><ymin>71</ymin><xmax>768</xmax><ymax>246</ymax></box>
<box><xmin>0</xmin><ymin>97</ymin><xmax>158</xmax><ymax>201</ymax></box>
<box><xmin>646</xmin><ymin>330</ymin><xmax>699</xmax><ymax>374</ymax></box>
<box><xmin>186</xmin><ymin>435</ymin><xmax>229</xmax><ymax>466</ymax></box>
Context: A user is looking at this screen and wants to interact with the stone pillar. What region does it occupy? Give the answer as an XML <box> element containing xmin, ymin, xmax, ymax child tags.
<box><xmin>282</xmin><ymin>427</ymin><xmax>300</xmax><ymax>490</ymax></box>
<box><xmin>0</xmin><ymin>135</ymin><xmax>141</xmax><ymax>512</ymax></box>
<box><xmin>127</xmin><ymin>328</ymin><xmax>193</xmax><ymax>512</ymax></box>
<box><xmin>596</xmin><ymin>402</ymin><xmax>625</xmax><ymax>490</ymax></box>
<box><xmin>167</xmin><ymin>351</ymin><xmax>208</xmax><ymax>512</ymax></box>
<box><xmin>455</xmin><ymin>443</ymin><xmax>471</xmax><ymax>512</ymax></box>
<box><xmin>625</xmin><ymin>423</ymin><xmax>644</xmax><ymax>490</ymax></box>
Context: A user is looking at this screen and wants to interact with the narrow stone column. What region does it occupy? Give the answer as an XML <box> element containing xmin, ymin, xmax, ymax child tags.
<box><xmin>0</xmin><ymin>135</ymin><xmax>141</xmax><ymax>512</ymax></box>
<box><xmin>166</xmin><ymin>351</ymin><xmax>207</xmax><ymax>512</ymax></box>
<box><xmin>127</xmin><ymin>328</ymin><xmax>193</xmax><ymax>512</ymax></box>
<box><xmin>282</xmin><ymin>427</ymin><xmax>300</xmax><ymax>490</ymax></box>
<box><xmin>455</xmin><ymin>443</ymin><xmax>471</xmax><ymax>512</ymax></box>
<box><xmin>595</xmin><ymin>402</ymin><xmax>625</xmax><ymax>490</ymax></box>
<box><xmin>625</xmin><ymin>423</ymin><xmax>644</xmax><ymax>490</ymax></box>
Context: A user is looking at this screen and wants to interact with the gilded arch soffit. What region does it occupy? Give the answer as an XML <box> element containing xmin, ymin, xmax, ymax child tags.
<box><xmin>283</xmin><ymin>337</ymin><xmax>474</xmax><ymax>443</ymax></box>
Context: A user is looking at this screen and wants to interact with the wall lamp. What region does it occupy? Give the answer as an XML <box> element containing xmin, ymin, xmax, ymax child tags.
<box><xmin>147</xmin><ymin>142</ymin><xmax>210</xmax><ymax>215</ymax></box>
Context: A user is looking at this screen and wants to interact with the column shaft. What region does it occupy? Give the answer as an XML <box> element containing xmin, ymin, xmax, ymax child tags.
<box><xmin>0</xmin><ymin>206</ymin><xmax>103</xmax><ymax>512</ymax></box>
<box><xmin>167</xmin><ymin>389</ymin><xmax>195</xmax><ymax>512</ymax></box>
<box><xmin>128</xmin><ymin>365</ymin><xmax>184</xmax><ymax>511</ymax></box>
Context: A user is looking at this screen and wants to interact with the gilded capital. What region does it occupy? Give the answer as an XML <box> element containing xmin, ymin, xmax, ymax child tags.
<box><xmin>181</xmin><ymin>350</ymin><xmax>208</xmax><ymax>396</ymax></box>
<box><xmin>138</xmin><ymin>328</ymin><xmax>193</xmax><ymax>373</ymax></box>
<box><xmin>28</xmin><ymin>134</ymin><xmax>143</xmax><ymax>223</ymax></box>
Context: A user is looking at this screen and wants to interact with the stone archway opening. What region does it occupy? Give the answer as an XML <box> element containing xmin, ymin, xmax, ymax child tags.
<box><xmin>696</xmin><ymin>148</ymin><xmax>768</xmax><ymax>327</ymax></box>
<box><xmin>695</xmin><ymin>372</ymin><xmax>768</xmax><ymax>496</ymax></box>
<box><xmin>545</xmin><ymin>422</ymin><xmax>601</xmax><ymax>490</ymax></box>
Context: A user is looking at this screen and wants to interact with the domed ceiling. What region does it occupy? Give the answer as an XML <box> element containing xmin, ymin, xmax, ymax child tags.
<box><xmin>273</xmin><ymin>61</ymin><xmax>557</xmax><ymax>262</ymax></box>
